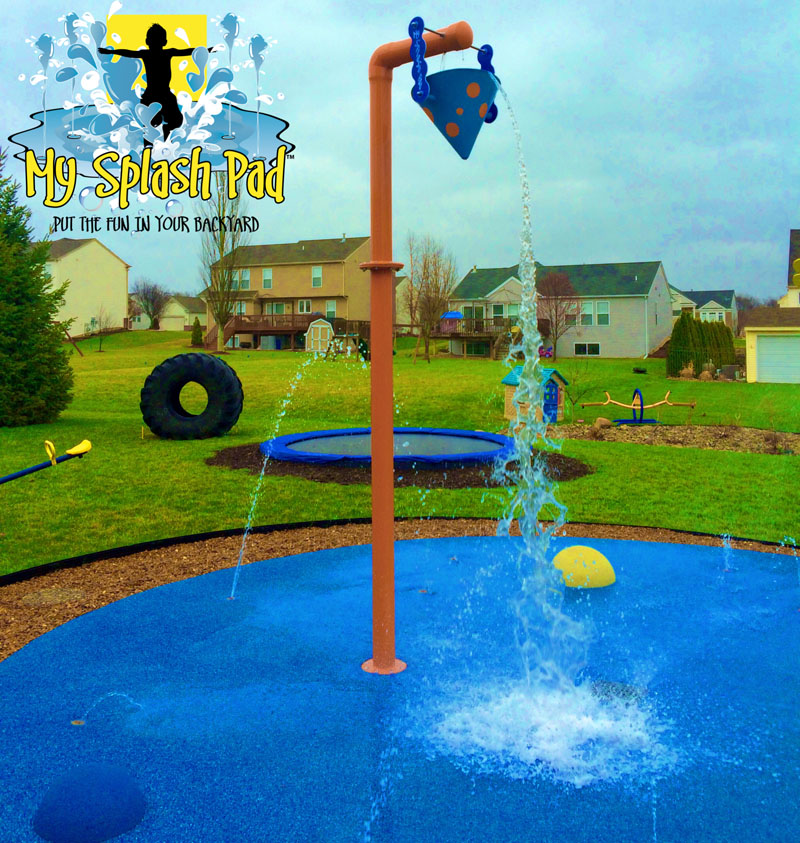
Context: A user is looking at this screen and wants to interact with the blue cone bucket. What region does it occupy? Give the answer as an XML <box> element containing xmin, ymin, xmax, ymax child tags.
<box><xmin>419</xmin><ymin>68</ymin><xmax>499</xmax><ymax>159</ymax></box>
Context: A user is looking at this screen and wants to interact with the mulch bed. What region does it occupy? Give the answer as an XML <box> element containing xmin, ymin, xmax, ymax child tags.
<box><xmin>206</xmin><ymin>443</ymin><xmax>594</xmax><ymax>489</ymax></box>
<box><xmin>205</xmin><ymin>443</ymin><xmax>594</xmax><ymax>486</ymax></box>
<box><xmin>1</xmin><ymin>518</ymin><xmax>793</xmax><ymax>666</ymax></box>
<box><xmin>555</xmin><ymin>423</ymin><xmax>799</xmax><ymax>455</ymax></box>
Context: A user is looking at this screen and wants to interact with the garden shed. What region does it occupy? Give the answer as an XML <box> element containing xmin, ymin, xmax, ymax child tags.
<box><xmin>501</xmin><ymin>366</ymin><xmax>568</xmax><ymax>423</ymax></box>
<box><xmin>743</xmin><ymin>308</ymin><xmax>800</xmax><ymax>384</ymax></box>
<box><xmin>305</xmin><ymin>318</ymin><xmax>333</xmax><ymax>353</ymax></box>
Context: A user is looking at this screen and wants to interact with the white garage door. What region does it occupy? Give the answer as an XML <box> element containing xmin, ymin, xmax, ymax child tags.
<box><xmin>756</xmin><ymin>334</ymin><xmax>800</xmax><ymax>383</ymax></box>
<box><xmin>160</xmin><ymin>315</ymin><xmax>186</xmax><ymax>332</ymax></box>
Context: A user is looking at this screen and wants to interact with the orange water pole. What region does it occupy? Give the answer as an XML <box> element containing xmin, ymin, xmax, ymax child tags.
<box><xmin>360</xmin><ymin>21</ymin><xmax>474</xmax><ymax>675</ymax></box>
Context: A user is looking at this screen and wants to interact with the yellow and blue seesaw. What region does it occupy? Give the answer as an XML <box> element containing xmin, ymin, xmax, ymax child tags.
<box><xmin>0</xmin><ymin>440</ymin><xmax>92</xmax><ymax>486</ymax></box>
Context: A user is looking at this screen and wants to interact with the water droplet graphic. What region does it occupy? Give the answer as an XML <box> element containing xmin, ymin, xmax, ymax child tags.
<box><xmin>179</xmin><ymin>60</ymin><xmax>188</xmax><ymax>71</ymax></box>
<box><xmin>233</xmin><ymin>64</ymin><xmax>240</xmax><ymax>72</ymax></box>
<box><xmin>277</xmin><ymin>92</ymin><xmax>285</xmax><ymax>100</ymax></box>
<box><xmin>165</xmin><ymin>199</ymin><xmax>183</xmax><ymax>216</ymax></box>
<box><xmin>111</xmin><ymin>32</ymin><xmax>121</xmax><ymax>44</ymax></box>
<box><xmin>18</xmin><ymin>74</ymin><xmax>25</xmax><ymax>82</ymax></box>
<box><xmin>81</xmin><ymin>70</ymin><xmax>100</xmax><ymax>91</ymax></box>
<box><xmin>79</xmin><ymin>186</ymin><xmax>102</xmax><ymax>212</ymax></box>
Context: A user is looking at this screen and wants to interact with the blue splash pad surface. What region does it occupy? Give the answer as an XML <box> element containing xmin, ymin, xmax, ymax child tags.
<box><xmin>0</xmin><ymin>537</ymin><xmax>798</xmax><ymax>842</ymax></box>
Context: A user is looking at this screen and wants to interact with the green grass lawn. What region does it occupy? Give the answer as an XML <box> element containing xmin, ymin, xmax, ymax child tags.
<box><xmin>0</xmin><ymin>331</ymin><xmax>797</xmax><ymax>576</ymax></box>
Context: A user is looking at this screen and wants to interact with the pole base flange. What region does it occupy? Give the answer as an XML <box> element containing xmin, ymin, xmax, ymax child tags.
<box><xmin>361</xmin><ymin>657</ymin><xmax>407</xmax><ymax>675</ymax></box>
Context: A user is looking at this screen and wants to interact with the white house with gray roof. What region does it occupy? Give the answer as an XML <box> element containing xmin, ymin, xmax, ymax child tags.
<box><xmin>448</xmin><ymin>260</ymin><xmax>673</xmax><ymax>358</ymax></box>
<box><xmin>668</xmin><ymin>286</ymin><xmax>738</xmax><ymax>333</ymax></box>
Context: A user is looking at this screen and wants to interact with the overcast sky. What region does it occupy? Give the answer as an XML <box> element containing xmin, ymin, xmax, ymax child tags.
<box><xmin>4</xmin><ymin>0</ymin><xmax>798</xmax><ymax>299</ymax></box>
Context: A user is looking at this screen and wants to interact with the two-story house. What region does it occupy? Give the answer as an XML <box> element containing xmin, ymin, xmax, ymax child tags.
<box><xmin>202</xmin><ymin>236</ymin><xmax>374</xmax><ymax>349</ymax></box>
<box><xmin>446</xmin><ymin>260</ymin><xmax>673</xmax><ymax>358</ymax></box>
<box><xmin>45</xmin><ymin>238</ymin><xmax>130</xmax><ymax>336</ymax></box>
<box><xmin>669</xmin><ymin>286</ymin><xmax>738</xmax><ymax>333</ymax></box>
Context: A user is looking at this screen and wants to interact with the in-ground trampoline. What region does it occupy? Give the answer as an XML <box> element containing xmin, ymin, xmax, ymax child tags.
<box><xmin>0</xmin><ymin>536</ymin><xmax>797</xmax><ymax>842</ymax></box>
<box><xmin>261</xmin><ymin>427</ymin><xmax>515</xmax><ymax>468</ymax></box>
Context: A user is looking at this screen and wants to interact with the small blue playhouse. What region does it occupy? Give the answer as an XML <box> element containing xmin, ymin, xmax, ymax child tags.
<box><xmin>502</xmin><ymin>366</ymin><xmax>568</xmax><ymax>423</ymax></box>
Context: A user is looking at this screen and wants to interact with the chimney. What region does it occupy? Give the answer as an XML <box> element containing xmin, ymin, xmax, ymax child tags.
<box><xmin>472</xmin><ymin>265</ymin><xmax>477</xmax><ymax>273</ymax></box>
<box><xmin>342</xmin><ymin>233</ymin><xmax>346</xmax><ymax>242</ymax></box>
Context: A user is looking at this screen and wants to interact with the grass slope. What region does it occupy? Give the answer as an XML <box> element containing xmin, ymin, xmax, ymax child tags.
<box><xmin>0</xmin><ymin>333</ymin><xmax>797</xmax><ymax>575</ymax></box>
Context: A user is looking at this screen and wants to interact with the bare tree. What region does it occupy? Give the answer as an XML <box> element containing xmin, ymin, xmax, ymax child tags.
<box><xmin>95</xmin><ymin>305</ymin><xmax>114</xmax><ymax>351</ymax></box>
<box><xmin>127</xmin><ymin>294</ymin><xmax>143</xmax><ymax>325</ymax></box>
<box><xmin>198</xmin><ymin>172</ymin><xmax>251</xmax><ymax>352</ymax></box>
<box><xmin>411</xmin><ymin>236</ymin><xmax>458</xmax><ymax>363</ymax></box>
<box><xmin>535</xmin><ymin>271</ymin><xmax>581</xmax><ymax>359</ymax></box>
<box><xmin>131</xmin><ymin>278</ymin><xmax>170</xmax><ymax>330</ymax></box>
<box><xmin>735</xmin><ymin>293</ymin><xmax>778</xmax><ymax>335</ymax></box>
<box><xmin>560</xmin><ymin>357</ymin><xmax>601</xmax><ymax>420</ymax></box>
<box><xmin>401</xmin><ymin>233</ymin><xmax>421</xmax><ymax>333</ymax></box>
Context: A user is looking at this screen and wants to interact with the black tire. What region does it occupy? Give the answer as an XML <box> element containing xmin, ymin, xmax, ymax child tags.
<box><xmin>140</xmin><ymin>353</ymin><xmax>244</xmax><ymax>439</ymax></box>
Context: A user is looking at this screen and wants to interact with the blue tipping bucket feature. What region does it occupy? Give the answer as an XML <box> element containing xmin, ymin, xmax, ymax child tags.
<box><xmin>418</xmin><ymin>68</ymin><xmax>499</xmax><ymax>159</ymax></box>
<box><xmin>408</xmin><ymin>20</ymin><xmax>500</xmax><ymax>160</ymax></box>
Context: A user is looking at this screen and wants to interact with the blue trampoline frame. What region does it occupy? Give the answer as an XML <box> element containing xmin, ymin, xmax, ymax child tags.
<box><xmin>260</xmin><ymin>427</ymin><xmax>515</xmax><ymax>467</ymax></box>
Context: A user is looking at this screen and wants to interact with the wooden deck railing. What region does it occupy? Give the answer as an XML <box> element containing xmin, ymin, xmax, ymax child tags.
<box><xmin>204</xmin><ymin>315</ymin><xmax>372</xmax><ymax>349</ymax></box>
<box><xmin>432</xmin><ymin>317</ymin><xmax>519</xmax><ymax>336</ymax></box>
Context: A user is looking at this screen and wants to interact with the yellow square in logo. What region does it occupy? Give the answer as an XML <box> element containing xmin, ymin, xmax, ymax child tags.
<box><xmin>105</xmin><ymin>14</ymin><xmax>208</xmax><ymax>97</ymax></box>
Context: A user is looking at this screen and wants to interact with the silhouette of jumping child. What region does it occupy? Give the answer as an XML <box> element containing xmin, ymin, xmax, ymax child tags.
<box><xmin>99</xmin><ymin>23</ymin><xmax>217</xmax><ymax>142</ymax></box>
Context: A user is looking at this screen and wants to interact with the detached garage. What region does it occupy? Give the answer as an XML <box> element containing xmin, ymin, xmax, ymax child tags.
<box><xmin>744</xmin><ymin>307</ymin><xmax>800</xmax><ymax>384</ymax></box>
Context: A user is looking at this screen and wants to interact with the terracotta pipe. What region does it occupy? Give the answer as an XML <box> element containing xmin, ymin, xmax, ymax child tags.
<box><xmin>360</xmin><ymin>21</ymin><xmax>474</xmax><ymax>675</ymax></box>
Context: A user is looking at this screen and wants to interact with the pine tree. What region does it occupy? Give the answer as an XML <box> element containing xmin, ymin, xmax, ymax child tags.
<box><xmin>667</xmin><ymin>311</ymin><xmax>691</xmax><ymax>376</ymax></box>
<box><xmin>720</xmin><ymin>321</ymin><xmax>735</xmax><ymax>364</ymax></box>
<box><xmin>705</xmin><ymin>321</ymin><xmax>719</xmax><ymax>370</ymax></box>
<box><xmin>190</xmin><ymin>317</ymin><xmax>203</xmax><ymax>347</ymax></box>
<box><xmin>687</xmin><ymin>314</ymin><xmax>704</xmax><ymax>374</ymax></box>
<box><xmin>0</xmin><ymin>152</ymin><xmax>74</xmax><ymax>426</ymax></box>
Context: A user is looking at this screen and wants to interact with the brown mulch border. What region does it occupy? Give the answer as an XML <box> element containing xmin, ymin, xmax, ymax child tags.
<box><xmin>204</xmin><ymin>443</ymin><xmax>594</xmax><ymax>487</ymax></box>
<box><xmin>0</xmin><ymin>518</ymin><xmax>794</xmax><ymax>665</ymax></box>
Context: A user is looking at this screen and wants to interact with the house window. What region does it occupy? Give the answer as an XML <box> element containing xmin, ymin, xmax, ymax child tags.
<box><xmin>580</xmin><ymin>302</ymin><xmax>593</xmax><ymax>326</ymax></box>
<box><xmin>466</xmin><ymin>342</ymin><xmax>488</xmax><ymax>356</ymax></box>
<box><xmin>226</xmin><ymin>336</ymin><xmax>240</xmax><ymax>348</ymax></box>
<box><xmin>274</xmin><ymin>302</ymin><xmax>285</xmax><ymax>315</ymax></box>
<box><xmin>575</xmin><ymin>343</ymin><xmax>600</xmax><ymax>356</ymax></box>
<box><xmin>717</xmin><ymin>312</ymin><xmax>724</xmax><ymax>321</ymax></box>
<box><xmin>508</xmin><ymin>303</ymin><xmax>520</xmax><ymax>324</ymax></box>
<box><xmin>596</xmin><ymin>301</ymin><xmax>609</xmax><ymax>326</ymax></box>
<box><xmin>231</xmin><ymin>270</ymin><xmax>239</xmax><ymax>290</ymax></box>
<box><xmin>298</xmin><ymin>299</ymin><xmax>312</xmax><ymax>314</ymax></box>
<box><xmin>239</xmin><ymin>269</ymin><xmax>250</xmax><ymax>290</ymax></box>
<box><xmin>492</xmin><ymin>304</ymin><xmax>504</xmax><ymax>318</ymax></box>
<box><xmin>672</xmin><ymin>309</ymin><xmax>682</xmax><ymax>317</ymax></box>
<box><xmin>262</xmin><ymin>268</ymin><xmax>272</xmax><ymax>289</ymax></box>
<box><xmin>235</xmin><ymin>301</ymin><xmax>246</xmax><ymax>315</ymax></box>
<box><xmin>312</xmin><ymin>266</ymin><xmax>322</xmax><ymax>287</ymax></box>
<box><xmin>325</xmin><ymin>300</ymin><xmax>336</xmax><ymax>320</ymax></box>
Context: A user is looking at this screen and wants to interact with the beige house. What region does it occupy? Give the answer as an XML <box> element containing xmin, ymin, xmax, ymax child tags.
<box><xmin>668</xmin><ymin>286</ymin><xmax>738</xmax><ymax>332</ymax></box>
<box><xmin>777</xmin><ymin>230</ymin><xmax>800</xmax><ymax>308</ymax></box>
<box><xmin>203</xmin><ymin>236</ymin><xmax>379</xmax><ymax>348</ymax></box>
<box><xmin>46</xmin><ymin>238</ymin><xmax>130</xmax><ymax>336</ymax></box>
<box><xmin>777</xmin><ymin>286</ymin><xmax>800</xmax><ymax>308</ymax></box>
<box><xmin>446</xmin><ymin>261</ymin><xmax>672</xmax><ymax>358</ymax></box>
<box><xmin>161</xmin><ymin>295</ymin><xmax>207</xmax><ymax>331</ymax></box>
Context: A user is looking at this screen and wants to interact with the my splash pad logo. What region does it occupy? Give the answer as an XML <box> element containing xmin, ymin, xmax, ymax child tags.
<box><xmin>9</xmin><ymin>7</ymin><xmax>293</xmax><ymax>218</ymax></box>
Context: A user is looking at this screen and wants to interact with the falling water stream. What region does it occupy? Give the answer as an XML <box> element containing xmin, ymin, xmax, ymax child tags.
<box><xmin>420</xmin><ymin>87</ymin><xmax>677</xmax><ymax>789</ymax></box>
